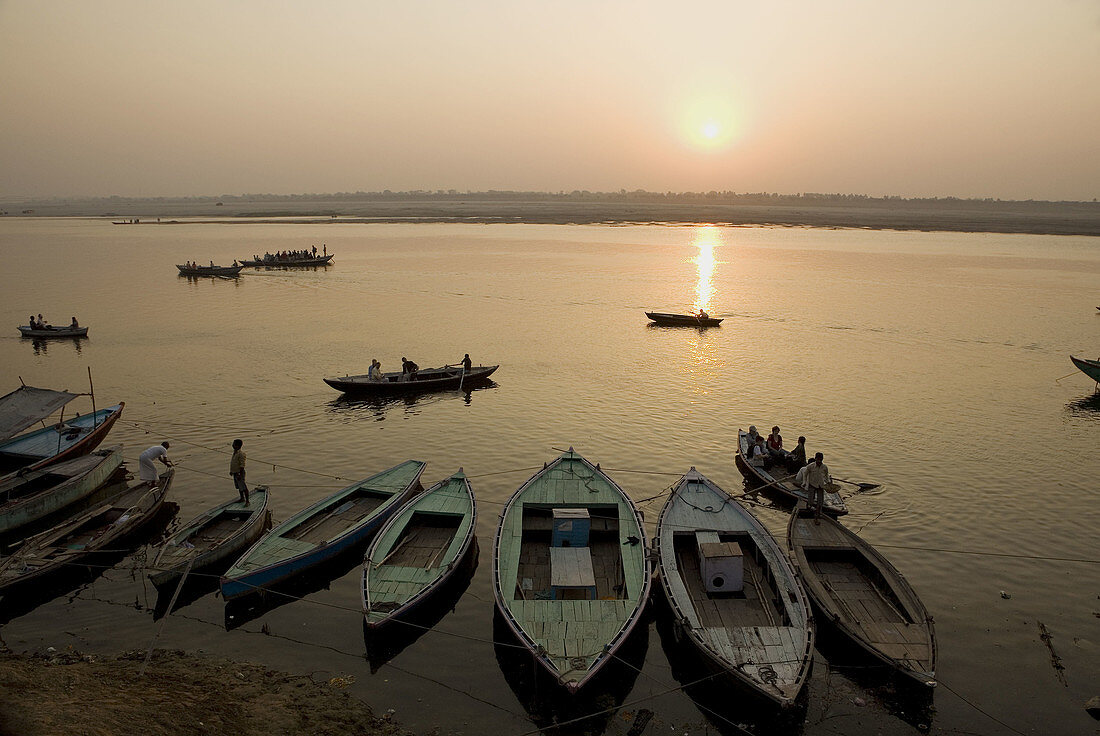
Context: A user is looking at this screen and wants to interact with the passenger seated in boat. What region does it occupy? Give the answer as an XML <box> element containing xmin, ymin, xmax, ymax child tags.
<box><xmin>786</xmin><ymin>436</ymin><xmax>807</xmax><ymax>471</ymax></box>
<box><xmin>36</xmin><ymin>314</ymin><xmax>49</xmax><ymax>329</ymax></box>
<box><xmin>749</xmin><ymin>436</ymin><xmax>769</xmax><ymax>467</ymax></box>
<box><xmin>368</xmin><ymin>359</ymin><xmax>383</xmax><ymax>381</ymax></box>
<box><xmin>767</xmin><ymin>426</ymin><xmax>787</xmax><ymax>460</ymax></box>
<box><xmin>697</xmin><ymin>309</ymin><xmax>708</xmax><ymax>319</ymax></box>
<box><xmin>29</xmin><ymin>315</ymin><xmax>36</xmax><ymax>329</ymax></box>
<box><xmin>746</xmin><ymin>425</ymin><xmax>761</xmax><ymax>448</ymax></box>
<box><xmin>70</xmin><ymin>317</ymin><xmax>79</xmax><ymax>329</ymax></box>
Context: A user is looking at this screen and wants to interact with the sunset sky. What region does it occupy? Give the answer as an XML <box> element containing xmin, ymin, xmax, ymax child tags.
<box><xmin>1</xmin><ymin>1</ymin><xmax>1097</xmax><ymax>200</ymax></box>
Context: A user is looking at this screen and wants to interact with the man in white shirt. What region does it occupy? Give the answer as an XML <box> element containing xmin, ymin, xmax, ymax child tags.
<box><xmin>138</xmin><ymin>442</ymin><xmax>172</xmax><ymax>486</ymax></box>
<box><xmin>801</xmin><ymin>452</ymin><xmax>830</xmax><ymax>520</ymax></box>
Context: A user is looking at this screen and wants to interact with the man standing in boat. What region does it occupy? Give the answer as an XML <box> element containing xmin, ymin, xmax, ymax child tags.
<box><xmin>802</xmin><ymin>452</ymin><xmax>831</xmax><ymax>521</ymax></box>
<box><xmin>138</xmin><ymin>442</ymin><xmax>172</xmax><ymax>487</ymax></box>
<box><xmin>230</xmin><ymin>438</ymin><xmax>249</xmax><ymax>506</ymax></box>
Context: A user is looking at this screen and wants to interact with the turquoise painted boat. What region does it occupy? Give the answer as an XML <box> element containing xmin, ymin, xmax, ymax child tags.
<box><xmin>150</xmin><ymin>488</ymin><xmax>271</xmax><ymax>589</ymax></box>
<box><xmin>492</xmin><ymin>448</ymin><xmax>652</xmax><ymax>693</ymax></box>
<box><xmin>221</xmin><ymin>460</ymin><xmax>426</xmax><ymax>600</ymax></box>
<box><xmin>656</xmin><ymin>467</ymin><xmax>814</xmax><ymax>707</ymax></box>
<box><xmin>0</xmin><ymin>446</ymin><xmax>124</xmax><ymax>537</ymax></box>
<box><xmin>1070</xmin><ymin>355</ymin><xmax>1100</xmax><ymax>383</ymax></box>
<box><xmin>0</xmin><ymin>469</ymin><xmax>174</xmax><ymax>594</ymax></box>
<box><xmin>362</xmin><ymin>469</ymin><xmax>477</xmax><ymax>629</ymax></box>
<box><xmin>0</xmin><ymin>403</ymin><xmax>124</xmax><ymax>477</ymax></box>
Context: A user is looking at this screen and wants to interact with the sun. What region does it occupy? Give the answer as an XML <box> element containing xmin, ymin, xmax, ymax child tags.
<box><xmin>702</xmin><ymin>121</ymin><xmax>720</xmax><ymax>140</ymax></box>
<box><xmin>677</xmin><ymin>95</ymin><xmax>740</xmax><ymax>150</ymax></box>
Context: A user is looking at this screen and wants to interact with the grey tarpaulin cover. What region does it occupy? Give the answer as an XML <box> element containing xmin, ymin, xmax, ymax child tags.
<box><xmin>0</xmin><ymin>386</ymin><xmax>81</xmax><ymax>442</ymax></box>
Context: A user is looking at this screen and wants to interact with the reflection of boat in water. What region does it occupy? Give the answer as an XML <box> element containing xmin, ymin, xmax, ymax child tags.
<box><xmin>17</xmin><ymin>325</ymin><xmax>89</xmax><ymax>338</ymax></box>
<box><xmin>176</xmin><ymin>264</ymin><xmax>243</xmax><ymax>277</ymax></box>
<box><xmin>645</xmin><ymin>311</ymin><xmax>723</xmax><ymax>327</ymax></box>
<box><xmin>1070</xmin><ymin>355</ymin><xmax>1100</xmax><ymax>383</ymax></box>
<box><xmin>323</xmin><ymin>365</ymin><xmax>499</xmax><ymax>396</ymax></box>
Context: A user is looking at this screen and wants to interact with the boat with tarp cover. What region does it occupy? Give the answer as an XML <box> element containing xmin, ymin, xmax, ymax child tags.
<box><xmin>656</xmin><ymin>467</ymin><xmax>814</xmax><ymax>707</ymax></box>
<box><xmin>734</xmin><ymin>429</ymin><xmax>847</xmax><ymax>516</ymax></box>
<box><xmin>362</xmin><ymin>469</ymin><xmax>477</xmax><ymax>629</ymax></box>
<box><xmin>221</xmin><ymin>460</ymin><xmax>426</xmax><ymax>600</ymax></box>
<box><xmin>0</xmin><ymin>385</ymin><xmax>123</xmax><ymax>477</ymax></box>
<box><xmin>492</xmin><ymin>448</ymin><xmax>652</xmax><ymax>693</ymax></box>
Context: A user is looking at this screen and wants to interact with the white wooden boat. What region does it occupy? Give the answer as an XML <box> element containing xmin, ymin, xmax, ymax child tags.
<box><xmin>735</xmin><ymin>429</ymin><xmax>847</xmax><ymax>516</ymax></box>
<box><xmin>362</xmin><ymin>469</ymin><xmax>476</xmax><ymax>629</ymax></box>
<box><xmin>656</xmin><ymin>467</ymin><xmax>814</xmax><ymax>707</ymax></box>
<box><xmin>492</xmin><ymin>448</ymin><xmax>652</xmax><ymax>693</ymax></box>
<box><xmin>787</xmin><ymin>506</ymin><xmax>936</xmax><ymax>687</ymax></box>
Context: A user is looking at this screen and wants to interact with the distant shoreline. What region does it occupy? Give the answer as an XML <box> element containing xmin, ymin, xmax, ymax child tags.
<box><xmin>4</xmin><ymin>196</ymin><xmax>1099</xmax><ymax>236</ymax></box>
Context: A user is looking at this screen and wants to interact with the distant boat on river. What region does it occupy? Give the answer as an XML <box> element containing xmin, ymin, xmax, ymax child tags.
<box><xmin>645</xmin><ymin>311</ymin><xmax>723</xmax><ymax>327</ymax></box>
<box><xmin>323</xmin><ymin>365</ymin><xmax>498</xmax><ymax>396</ymax></box>
<box><xmin>1070</xmin><ymin>355</ymin><xmax>1100</xmax><ymax>383</ymax></box>
<box><xmin>176</xmin><ymin>263</ymin><xmax>243</xmax><ymax>277</ymax></box>
<box><xmin>239</xmin><ymin>254</ymin><xmax>333</xmax><ymax>267</ymax></box>
<box><xmin>17</xmin><ymin>325</ymin><xmax>89</xmax><ymax>339</ymax></box>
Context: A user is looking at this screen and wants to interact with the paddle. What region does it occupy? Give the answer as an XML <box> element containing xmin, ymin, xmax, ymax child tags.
<box><xmin>832</xmin><ymin>477</ymin><xmax>880</xmax><ymax>491</ymax></box>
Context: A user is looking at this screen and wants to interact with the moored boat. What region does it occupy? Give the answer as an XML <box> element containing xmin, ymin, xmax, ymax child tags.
<box><xmin>787</xmin><ymin>505</ymin><xmax>936</xmax><ymax>687</ymax></box>
<box><xmin>735</xmin><ymin>429</ymin><xmax>847</xmax><ymax>516</ymax></box>
<box><xmin>17</xmin><ymin>325</ymin><xmax>89</xmax><ymax>339</ymax></box>
<box><xmin>220</xmin><ymin>460</ymin><xmax>426</xmax><ymax>600</ymax></box>
<box><xmin>323</xmin><ymin>365</ymin><xmax>498</xmax><ymax>396</ymax></box>
<box><xmin>492</xmin><ymin>448</ymin><xmax>652</xmax><ymax>693</ymax></box>
<box><xmin>656</xmin><ymin>467</ymin><xmax>814</xmax><ymax>707</ymax></box>
<box><xmin>0</xmin><ymin>446</ymin><xmax>124</xmax><ymax>537</ymax></box>
<box><xmin>645</xmin><ymin>311</ymin><xmax>723</xmax><ymax>327</ymax></box>
<box><xmin>362</xmin><ymin>469</ymin><xmax>477</xmax><ymax>629</ymax></box>
<box><xmin>149</xmin><ymin>488</ymin><xmax>271</xmax><ymax>589</ymax></box>
<box><xmin>1070</xmin><ymin>355</ymin><xmax>1100</xmax><ymax>383</ymax></box>
<box><xmin>0</xmin><ymin>469</ymin><xmax>174</xmax><ymax>594</ymax></box>
<box><xmin>176</xmin><ymin>264</ymin><xmax>243</xmax><ymax>277</ymax></box>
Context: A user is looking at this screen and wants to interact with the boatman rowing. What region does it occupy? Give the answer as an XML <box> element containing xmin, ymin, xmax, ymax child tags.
<box><xmin>801</xmin><ymin>452</ymin><xmax>831</xmax><ymax>521</ymax></box>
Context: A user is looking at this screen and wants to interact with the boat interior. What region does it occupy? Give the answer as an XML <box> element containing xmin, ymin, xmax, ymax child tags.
<box><xmin>672</xmin><ymin>531</ymin><xmax>790</xmax><ymax>628</ymax></box>
<box><xmin>514</xmin><ymin>504</ymin><xmax>626</xmax><ymax>601</ymax></box>
<box><xmin>282</xmin><ymin>489</ymin><xmax>392</xmax><ymax>544</ymax></box>
<box><xmin>802</xmin><ymin>547</ymin><xmax>914</xmax><ymax>625</ymax></box>
<box><xmin>383</xmin><ymin>512</ymin><xmax>462</xmax><ymax>568</ymax></box>
<box><xmin>179</xmin><ymin>509</ymin><xmax>257</xmax><ymax>552</ymax></box>
<box><xmin>0</xmin><ymin>468</ymin><xmax>78</xmax><ymax>503</ymax></box>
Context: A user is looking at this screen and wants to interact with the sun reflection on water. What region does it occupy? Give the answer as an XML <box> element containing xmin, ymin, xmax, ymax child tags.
<box><xmin>691</xmin><ymin>226</ymin><xmax>721</xmax><ymax>315</ymax></box>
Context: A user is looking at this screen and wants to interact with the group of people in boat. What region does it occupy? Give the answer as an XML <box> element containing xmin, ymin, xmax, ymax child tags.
<box><xmin>746</xmin><ymin>424</ymin><xmax>831</xmax><ymax>517</ymax></box>
<box><xmin>254</xmin><ymin>245</ymin><xmax>326</xmax><ymax>262</ymax></box>
<box><xmin>184</xmin><ymin>260</ymin><xmax>238</xmax><ymax>269</ymax></box>
<box><xmin>366</xmin><ymin>354</ymin><xmax>473</xmax><ymax>383</ymax></box>
<box><xmin>28</xmin><ymin>313</ymin><xmax>78</xmax><ymax>330</ymax></box>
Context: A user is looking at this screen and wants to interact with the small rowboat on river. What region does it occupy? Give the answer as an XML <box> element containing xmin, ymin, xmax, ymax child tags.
<box><xmin>492</xmin><ymin>448</ymin><xmax>652</xmax><ymax>693</ymax></box>
<box><xmin>787</xmin><ymin>505</ymin><xmax>937</xmax><ymax>688</ymax></box>
<box><xmin>1070</xmin><ymin>355</ymin><xmax>1100</xmax><ymax>383</ymax></box>
<box><xmin>220</xmin><ymin>460</ymin><xmax>426</xmax><ymax>601</ymax></box>
<box><xmin>17</xmin><ymin>325</ymin><xmax>89</xmax><ymax>339</ymax></box>
<box><xmin>656</xmin><ymin>468</ymin><xmax>814</xmax><ymax>707</ymax></box>
<box><xmin>362</xmin><ymin>469</ymin><xmax>477</xmax><ymax>629</ymax></box>
<box><xmin>0</xmin><ymin>469</ymin><xmax>174</xmax><ymax>594</ymax></box>
<box><xmin>735</xmin><ymin>429</ymin><xmax>847</xmax><ymax>516</ymax></box>
<box><xmin>176</xmin><ymin>264</ymin><xmax>243</xmax><ymax>277</ymax></box>
<box><xmin>149</xmin><ymin>488</ymin><xmax>271</xmax><ymax>589</ymax></box>
<box><xmin>645</xmin><ymin>311</ymin><xmax>723</xmax><ymax>327</ymax></box>
<box><xmin>323</xmin><ymin>365</ymin><xmax>498</xmax><ymax>396</ymax></box>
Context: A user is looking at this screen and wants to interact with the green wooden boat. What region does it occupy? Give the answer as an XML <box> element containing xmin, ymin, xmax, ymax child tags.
<box><xmin>492</xmin><ymin>448</ymin><xmax>652</xmax><ymax>693</ymax></box>
<box><xmin>362</xmin><ymin>469</ymin><xmax>477</xmax><ymax>629</ymax></box>
<box><xmin>150</xmin><ymin>488</ymin><xmax>271</xmax><ymax>589</ymax></box>
<box><xmin>656</xmin><ymin>467</ymin><xmax>814</xmax><ymax>707</ymax></box>
<box><xmin>221</xmin><ymin>460</ymin><xmax>426</xmax><ymax>600</ymax></box>
<box><xmin>0</xmin><ymin>446</ymin><xmax>123</xmax><ymax>537</ymax></box>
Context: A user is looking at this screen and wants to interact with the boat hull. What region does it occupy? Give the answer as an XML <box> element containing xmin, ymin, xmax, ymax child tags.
<box><xmin>176</xmin><ymin>265</ymin><xmax>243</xmax><ymax>276</ymax></box>
<box><xmin>240</xmin><ymin>255</ymin><xmax>333</xmax><ymax>267</ymax></box>
<box><xmin>0</xmin><ymin>404</ymin><xmax>124</xmax><ymax>478</ymax></box>
<box><xmin>1070</xmin><ymin>355</ymin><xmax>1100</xmax><ymax>382</ymax></box>
<box><xmin>645</xmin><ymin>311</ymin><xmax>723</xmax><ymax>327</ymax></box>
<box><xmin>0</xmin><ymin>447</ymin><xmax>124</xmax><ymax>536</ymax></box>
<box><xmin>17</xmin><ymin>326</ymin><xmax>89</xmax><ymax>338</ymax></box>
<box><xmin>324</xmin><ymin>365</ymin><xmax>498</xmax><ymax>395</ymax></box>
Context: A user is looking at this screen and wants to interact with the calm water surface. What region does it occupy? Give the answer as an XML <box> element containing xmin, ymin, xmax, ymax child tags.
<box><xmin>1</xmin><ymin>219</ymin><xmax>1098</xmax><ymax>734</ymax></box>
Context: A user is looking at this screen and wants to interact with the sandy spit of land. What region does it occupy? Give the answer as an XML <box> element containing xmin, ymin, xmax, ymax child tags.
<box><xmin>0</xmin><ymin>648</ymin><xmax>418</xmax><ymax>736</ymax></box>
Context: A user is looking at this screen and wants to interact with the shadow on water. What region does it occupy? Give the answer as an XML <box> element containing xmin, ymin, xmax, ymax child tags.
<box><xmin>1066</xmin><ymin>390</ymin><xmax>1100</xmax><ymax>417</ymax></box>
<box><xmin>652</xmin><ymin>596</ymin><xmax>808</xmax><ymax>736</ymax></box>
<box><xmin>27</xmin><ymin>336</ymin><xmax>86</xmax><ymax>356</ymax></box>
<box><xmin>492</xmin><ymin>605</ymin><xmax>649</xmax><ymax>736</ymax></box>
<box><xmin>0</xmin><ymin>502</ymin><xmax>178</xmax><ymax>625</ymax></box>
<box><xmin>362</xmin><ymin>541</ymin><xmax>479</xmax><ymax>673</ymax></box>
<box><xmin>326</xmin><ymin>381</ymin><xmax>498</xmax><ymax>419</ymax></box>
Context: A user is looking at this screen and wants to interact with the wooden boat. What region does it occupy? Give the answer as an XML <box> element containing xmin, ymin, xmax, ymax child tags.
<box><xmin>645</xmin><ymin>311</ymin><xmax>723</xmax><ymax>327</ymax></box>
<box><xmin>239</xmin><ymin>255</ymin><xmax>333</xmax><ymax>267</ymax></box>
<box><xmin>176</xmin><ymin>264</ymin><xmax>243</xmax><ymax>277</ymax></box>
<box><xmin>0</xmin><ymin>469</ymin><xmax>174</xmax><ymax>594</ymax></box>
<box><xmin>362</xmin><ymin>469</ymin><xmax>477</xmax><ymax>629</ymax></box>
<box><xmin>656</xmin><ymin>468</ymin><xmax>814</xmax><ymax>707</ymax></box>
<box><xmin>149</xmin><ymin>488</ymin><xmax>271</xmax><ymax>589</ymax></box>
<box><xmin>492</xmin><ymin>448</ymin><xmax>652</xmax><ymax>693</ymax></box>
<box><xmin>1070</xmin><ymin>355</ymin><xmax>1100</xmax><ymax>383</ymax></box>
<box><xmin>0</xmin><ymin>446</ymin><xmax>124</xmax><ymax>537</ymax></box>
<box><xmin>17</xmin><ymin>325</ymin><xmax>89</xmax><ymax>339</ymax></box>
<box><xmin>0</xmin><ymin>402</ymin><xmax>124</xmax><ymax>478</ymax></box>
<box><xmin>323</xmin><ymin>365</ymin><xmax>498</xmax><ymax>396</ymax></box>
<box><xmin>220</xmin><ymin>460</ymin><xmax>426</xmax><ymax>600</ymax></box>
<box><xmin>735</xmin><ymin>429</ymin><xmax>847</xmax><ymax>516</ymax></box>
<box><xmin>787</xmin><ymin>506</ymin><xmax>936</xmax><ymax>687</ymax></box>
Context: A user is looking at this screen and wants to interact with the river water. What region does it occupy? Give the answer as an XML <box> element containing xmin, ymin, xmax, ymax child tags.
<box><xmin>1</xmin><ymin>218</ymin><xmax>1098</xmax><ymax>735</ymax></box>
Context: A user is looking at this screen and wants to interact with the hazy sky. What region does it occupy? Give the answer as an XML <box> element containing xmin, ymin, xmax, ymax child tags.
<box><xmin>2</xmin><ymin>1</ymin><xmax>1098</xmax><ymax>200</ymax></box>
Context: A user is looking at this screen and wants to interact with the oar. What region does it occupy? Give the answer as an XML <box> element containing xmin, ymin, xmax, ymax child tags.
<box><xmin>832</xmin><ymin>477</ymin><xmax>880</xmax><ymax>491</ymax></box>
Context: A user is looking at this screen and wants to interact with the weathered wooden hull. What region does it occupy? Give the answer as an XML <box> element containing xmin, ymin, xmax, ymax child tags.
<box><xmin>645</xmin><ymin>311</ymin><xmax>723</xmax><ymax>327</ymax></box>
<box><xmin>735</xmin><ymin>429</ymin><xmax>847</xmax><ymax>516</ymax></box>
<box><xmin>0</xmin><ymin>404</ymin><xmax>124</xmax><ymax>477</ymax></box>
<box><xmin>150</xmin><ymin>489</ymin><xmax>271</xmax><ymax>588</ymax></box>
<box><xmin>362</xmin><ymin>470</ymin><xmax>477</xmax><ymax>629</ymax></box>
<box><xmin>324</xmin><ymin>365</ymin><xmax>498</xmax><ymax>395</ymax></box>
<box><xmin>492</xmin><ymin>449</ymin><xmax>652</xmax><ymax>693</ymax></box>
<box><xmin>0</xmin><ymin>446</ymin><xmax>124</xmax><ymax>536</ymax></box>
<box><xmin>17</xmin><ymin>326</ymin><xmax>89</xmax><ymax>338</ymax></box>
<box><xmin>0</xmin><ymin>469</ymin><xmax>174</xmax><ymax>594</ymax></box>
<box><xmin>221</xmin><ymin>461</ymin><xmax>426</xmax><ymax>600</ymax></box>
<box><xmin>787</xmin><ymin>508</ymin><xmax>936</xmax><ymax>688</ymax></box>
<box><xmin>656</xmin><ymin>468</ymin><xmax>814</xmax><ymax>707</ymax></box>
<box><xmin>1070</xmin><ymin>355</ymin><xmax>1100</xmax><ymax>383</ymax></box>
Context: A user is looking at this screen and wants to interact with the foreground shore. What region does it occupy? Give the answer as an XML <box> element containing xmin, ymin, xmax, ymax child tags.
<box><xmin>0</xmin><ymin>648</ymin><xmax>413</xmax><ymax>736</ymax></box>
